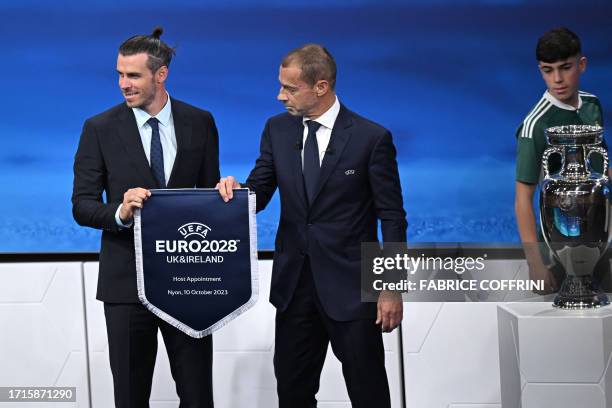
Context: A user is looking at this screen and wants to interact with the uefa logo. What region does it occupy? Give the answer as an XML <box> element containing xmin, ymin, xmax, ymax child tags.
<box><xmin>178</xmin><ymin>222</ymin><xmax>211</xmax><ymax>239</ymax></box>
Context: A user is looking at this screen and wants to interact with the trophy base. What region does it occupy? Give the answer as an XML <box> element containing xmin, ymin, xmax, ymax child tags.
<box><xmin>552</xmin><ymin>276</ymin><xmax>610</xmax><ymax>309</ymax></box>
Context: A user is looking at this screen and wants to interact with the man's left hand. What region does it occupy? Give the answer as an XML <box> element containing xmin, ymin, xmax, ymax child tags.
<box><xmin>376</xmin><ymin>291</ymin><xmax>403</xmax><ymax>332</ymax></box>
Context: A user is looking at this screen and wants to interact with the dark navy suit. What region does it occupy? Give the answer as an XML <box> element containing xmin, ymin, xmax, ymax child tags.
<box><xmin>245</xmin><ymin>104</ymin><xmax>407</xmax><ymax>407</ymax></box>
<box><xmin>72</xmin><ymin>99</ymin><xmax>219</xmax><ymax>408</ymax></box>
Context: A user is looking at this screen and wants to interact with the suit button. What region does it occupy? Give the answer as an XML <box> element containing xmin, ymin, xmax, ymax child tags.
<box><xmin>307</xmin><ymin>223</ymin><xmax>313</xmax><ymax>227</ymax></box>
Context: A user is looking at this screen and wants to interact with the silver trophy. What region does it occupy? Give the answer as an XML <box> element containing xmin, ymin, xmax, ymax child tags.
<box><xmin>539</xmin><ymin>125</ymin><xmax>611</xmax><ymax>309</ymax></box>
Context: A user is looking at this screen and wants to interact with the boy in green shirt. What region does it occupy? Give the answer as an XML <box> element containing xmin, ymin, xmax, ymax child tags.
<box><xmin>515</xmin><ymin>27</ymin><xmax>606</xmax><ymax>290</ymax></box>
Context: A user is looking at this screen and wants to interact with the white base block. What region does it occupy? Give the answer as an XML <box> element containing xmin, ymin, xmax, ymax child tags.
<box><xmin>498</xmin><ymin>303</ymin><xmax>612</xmax><ymax>408</ymax></box>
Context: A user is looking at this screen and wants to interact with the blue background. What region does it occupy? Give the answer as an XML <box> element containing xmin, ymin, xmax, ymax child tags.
<box><xmin>1</xmin><ymin>0</ymin><xmax>611</xmax><ymax>251</ymax></box>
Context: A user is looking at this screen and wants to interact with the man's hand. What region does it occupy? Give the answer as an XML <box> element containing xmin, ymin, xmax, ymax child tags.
<box><xmin>119</xmin><ymin>188</ymin><xmax>151</xmax><ymax>223</ymax></box>
<box><xmin>376</xmin><ymin>290</ymin><xmax>403</xmax><ymax>332</ymax></box>
<box><xmin>216</xmin><ymin>176</ymin><xmax>241</xmax><ymax>202</ymax></box>
<box><xmin>527</xmin><ymin>257</ymin><xmax>558</xmax><ymax>294</ymax></box>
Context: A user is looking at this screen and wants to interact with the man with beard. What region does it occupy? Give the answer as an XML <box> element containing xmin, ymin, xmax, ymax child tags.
<box><xmin>72</xmin><ymin>28</ymin><xmax>219</xmax><ymax>407</ymax></box>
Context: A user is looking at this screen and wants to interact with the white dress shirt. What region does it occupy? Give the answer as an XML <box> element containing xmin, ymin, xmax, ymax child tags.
<box><xmin>115</xmin><ymin>93</ymin><xmax>177</xmax><ymax>227</ymax></box>
<box><xmin>302</xmin><ymin>96</ymin><xmax>341</xmax><ymax>167</ymax></box>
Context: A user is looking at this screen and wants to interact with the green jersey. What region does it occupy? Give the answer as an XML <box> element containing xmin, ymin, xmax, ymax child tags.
<box><xmin>515</xmin><ymin>90</ymin><xmax>605</xmax><ymax>184</ymax></box>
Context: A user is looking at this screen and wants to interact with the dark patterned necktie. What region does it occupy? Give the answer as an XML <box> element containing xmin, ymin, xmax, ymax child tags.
<box><xmin>303</xmin><ymin>120</ymin><xmax>322</xmax><ymax>204</ymax></box>
<box><xmin>147</xmin><ymin>117</ymin><xmax>166</xmax><ymax>188</ymax></box>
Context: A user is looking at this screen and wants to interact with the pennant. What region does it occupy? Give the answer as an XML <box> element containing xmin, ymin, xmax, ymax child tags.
<box><xmin>134</xmin><ymin>188</ymin><xmax>258</xmax><ymax>338</ymax></box>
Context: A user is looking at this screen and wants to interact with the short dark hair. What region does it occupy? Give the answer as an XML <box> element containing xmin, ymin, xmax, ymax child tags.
<box><xmin>119</xmin><ymin>27</ymin><xmax>176</xmax><ymax>72</ymax></box>
<box><xmin>281</xmin><ymin>44</ymin><xmax>337</xmax><ymax>89</ymax></box>
<box><xmin>536</xmin><ymin>27</ymin><xmax>582</xmax><ymax>63</ymax></box>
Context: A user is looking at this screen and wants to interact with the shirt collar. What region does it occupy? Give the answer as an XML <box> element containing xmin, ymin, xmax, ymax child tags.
<box><xmin>132</xmin><ymin>92</ymin><xmax>173</xmax><ymax>128</ymax></box>
<box><xmin>302</xmin><ymin>96</ymin><xmax>340</xmax><ymax>130</ymax></box>
<box><xmin>543</xmin><ymin>90</ymin><xmax>582</xmax><ymax>111</ymax></box>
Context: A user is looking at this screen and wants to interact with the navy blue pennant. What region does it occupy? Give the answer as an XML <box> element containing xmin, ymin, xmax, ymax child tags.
<box><xmin>134</xmin><ymin>188</ymin><xmax>258</xmax><ymax>338</ymax></box>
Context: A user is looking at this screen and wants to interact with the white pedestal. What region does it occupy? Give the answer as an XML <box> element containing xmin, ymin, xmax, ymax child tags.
<box><xmin>497</xmin><ymin>303</ymin><xmax>612</xmax><ymax>408</ymax></box>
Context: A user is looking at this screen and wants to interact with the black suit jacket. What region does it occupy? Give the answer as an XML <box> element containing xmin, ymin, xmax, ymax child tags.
<box><xmin>246</xmin><ymin>104</ymin><xmax>407</xmax><ymax>321</ymax></box>
<box><xmin>72</xmin><ymin>98</ymin><xmax>220</xmax><ymax>303</ymax></box>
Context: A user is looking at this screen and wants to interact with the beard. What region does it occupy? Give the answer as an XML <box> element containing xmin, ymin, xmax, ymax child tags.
<box><xmin>123</xmin><ymin>79</ymin><xmax>157</xmax><ymax>111</ymax></box>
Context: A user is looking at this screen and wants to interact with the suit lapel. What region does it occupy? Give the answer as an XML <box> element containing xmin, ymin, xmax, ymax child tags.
<box><xmin>309</xmin><ymin>105</ymin><xmax>353</xmax><ymax>206</ymax></box>
<box><xmin>116</xmin><ymin>105</ymin><xmax>158</xmax><ymax>187</ymax></box>
<box><xmin>167</xmin><ymin>99</ymin><xmax>192</xmax><ymax>188</ymax></box>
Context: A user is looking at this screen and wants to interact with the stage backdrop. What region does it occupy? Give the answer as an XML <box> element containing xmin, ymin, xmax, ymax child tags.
<box><xmin>1</xmin><ymin>0</ymin><xmax>611</xmax><ymax>251</ymax></box>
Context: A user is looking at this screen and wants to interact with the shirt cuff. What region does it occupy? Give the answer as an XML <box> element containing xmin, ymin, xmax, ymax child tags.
<box><xmin>115</xmin><ymin>204</ymin><xmax>133</xmax><ymax>228</ymax></box>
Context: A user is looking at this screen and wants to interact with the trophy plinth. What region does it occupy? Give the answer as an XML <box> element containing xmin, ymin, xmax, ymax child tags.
<box><xmin>553</xmin><ymin>275</ymin><xmax>608</xmax><ymax>309</ymax></box>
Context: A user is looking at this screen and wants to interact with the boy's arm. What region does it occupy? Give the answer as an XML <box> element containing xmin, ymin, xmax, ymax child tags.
<box><xmin>515</xmin><ymin>181</ymin><xmax>538</xmax><ymax>242</ymax></box>
<box><xmin>515</xmin><ymin>181</ymin><xmax>557</xmax><ymax>291</ymax></box>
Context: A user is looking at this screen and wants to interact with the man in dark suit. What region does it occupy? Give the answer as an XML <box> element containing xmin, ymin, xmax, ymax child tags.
<box><xmin>72</xmin><ymin>28</ymin><xmax>219</xmax><ymax>408</ymax></box>
<box><xmin>217</xmin><ymin>44</ymin><xmax>407</xmax><ymax>408</ymax></box>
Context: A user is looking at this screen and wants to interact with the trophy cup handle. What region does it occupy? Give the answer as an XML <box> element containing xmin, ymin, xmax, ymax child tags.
<box><xmin>586</xmin><ymin>146</ymin><xmax>609</xmax><ymax>181</ymax></box>
<box><xmin>542</xmin><ymin>147</ymin><xmax>564</xmax><ymax>180</ymax></box>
